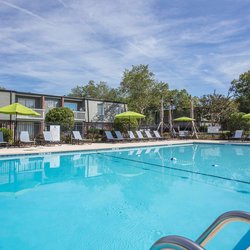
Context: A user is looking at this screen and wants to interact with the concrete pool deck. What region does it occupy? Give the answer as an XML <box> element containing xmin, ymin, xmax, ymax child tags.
<box><xmin>0</xmin><ymin>139</ymin><xmax>249</xmax><ymax>156</ymax></box>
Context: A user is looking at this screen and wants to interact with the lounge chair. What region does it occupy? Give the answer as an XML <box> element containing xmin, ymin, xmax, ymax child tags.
<box><xmin>153</xmin><ymin>130</ymin><xmax>165</xmax><ymax>140</ymax></box>
<box><xmin>136</xmin><ymin>131</ymin><xmax>148</xmax><ymax>140</ymax></box>
<box><xmin>20</xmin><ymin>131</ymin><xmax>35</xmax><ymax>145</ymax></box>
<box><xmin>245</xmin><ymin>134</ymin><xmax>250</xmax><ymax>141</ymax></box>
<box><xmin>72</xmin><ymin>131</ymin><xmax>92</xmax><ymax>144</ymax></box>
<box><xmin>128</xmin><ymin>131</ymin><xmax>140</xmax><ymax>141</ymax></box>
<box><xmin>43</xmin><ymin>131</ymin><xmax>60</xmax><ymax>144</ymax></box>
<box><xmin>114</xmin><ymin>131</ymin><xmax>132</xmax><ymax>142</ymax></box>
<box><xmin>145</xmin><ymin>130</ymin><xmax>155</xmax><ymax>140</ymax></box>
<box><xmin>0</xmin><ymin>131</ymin><xmax>8</xmax><ymax>147</ymax></box>
<box><xmin>104</xmin><ymin>131</ymin><xmax>123</xmax><ymax>142</ymax></box>
<box><xmin>231</xmin><ymin>130</ymin><xmax>243</xmax><ymax>140</ymax></box>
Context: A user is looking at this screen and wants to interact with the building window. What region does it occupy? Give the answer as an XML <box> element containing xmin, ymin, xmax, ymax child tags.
<box><xmin>64</xmin><ymin>102</ymin><xmax>78</xmax><ymax>111</ymax></box>
<box><xmin>18</xmin><ymin>98</ymin><xmax>36</xmax><ymax>108</ymax></box>
<box><xmin>115</xmin><ymin>106</ymin><xmax>124</xmax><ymax>114</ymax></box>
<box><xmin>97</xmin><ymin>103</ymin><xmax>104</xmax><ymax>116</ymax></box>
<box><xmin>45</xmin><ymin>99</ymin><xmax>59</xmax><ymax>109</ymax></box>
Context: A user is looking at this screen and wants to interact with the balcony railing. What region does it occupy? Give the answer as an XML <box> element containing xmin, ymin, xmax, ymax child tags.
<box><xmin>15</xmin><ymin>109</ymin><xmax>85</xmax><ymax>121</ymax></box>
<box><xmin>73</xmin><ymin>111</ymin><xmax>85</xmax><ymax>121</ymax></box>
<box><xmin>16</xmin><ymin>108</ymin><xmax>45</xmax><ymax>120</ymax></box>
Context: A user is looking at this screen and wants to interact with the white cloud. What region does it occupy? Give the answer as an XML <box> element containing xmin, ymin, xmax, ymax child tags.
<box><xmin>0</xmin><ymin>0</ymin><xmax>249</xmax><ymax>96</ymax></box>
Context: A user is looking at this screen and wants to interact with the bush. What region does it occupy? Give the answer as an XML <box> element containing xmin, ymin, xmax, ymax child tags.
<box><xmin>61</xmin><ymin>133</ymin><xmax>72</xmax><ymax>144</ymax></box>
<box><xmin>0</xmin><ymin>128</ymin><xmax>13</xmax><ymax>142</ymax></box>
<box><xmin>45</xmin><ymin>107</ymin><xmax>74</xmax><ymax>132</ymax></box>
<box><xmin>225</xmin><ymin>112</ymin><xmax>250</xmax><ymax>132</ymax></box>
<box><xmin>114</xmin><ymin>117</ymin><xmax>138</xmax><ymax>133</ymax></box>
<box><xmin>87</xmin><ymin>128</ymin><xmax>103</xmax><ymax>140</ymax></box>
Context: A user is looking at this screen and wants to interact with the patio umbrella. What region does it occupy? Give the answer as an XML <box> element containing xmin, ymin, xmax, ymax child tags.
<box><xmin>115</xmin><ymin>111</ymin><xmax>145</xmax><ymax>119</ymax></box>
<box><xmin>0</xmin><ymin>102</ymin><xmax>40</xmax><ymax>142</ymax></box>
<box><xmin>173</xmin><ymin>116</ymin><xmax>198</xmax><ymax>139</ymax></box>
<box><xmin>173</xmin><ymin>116</ymin><xmax>195</xmax><ymax>122</ymax></box>
<box><xmin>115</xmin><ymin>111</ymin><xmax>145</xmax><ymax>130</ymax></box>
<box><xmin>242</xmin><ymin>113</ymin><xmax>250</xmax><ymax>119</ymax></box>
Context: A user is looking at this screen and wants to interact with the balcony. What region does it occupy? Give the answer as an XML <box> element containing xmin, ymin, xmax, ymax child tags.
<box><xmin>16</xmin><ymin>108</ymin><xmax>45</xmax><ymax>120</ymax></box>
<box><xmin>15</xmin><ymin>109</ymin><xmax>85</xmax><ymax>121</ymax></box>
<box><xmin>73</xmin><ymin>111</ymin><xmax>85</xmax><ymax>121</ymax></box>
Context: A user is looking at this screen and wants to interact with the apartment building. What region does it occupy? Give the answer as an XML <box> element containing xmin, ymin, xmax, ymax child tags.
<box><xmin>0</xmin><ymin>89</ymin><xmax>127</xmax><ymax>138</ymax></box>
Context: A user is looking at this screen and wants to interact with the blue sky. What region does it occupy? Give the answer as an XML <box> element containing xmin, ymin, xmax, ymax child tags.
<box><xmin>0</xmin><ymin>0</ymin><xmax>249</xmax><ymax>97</ymax></box>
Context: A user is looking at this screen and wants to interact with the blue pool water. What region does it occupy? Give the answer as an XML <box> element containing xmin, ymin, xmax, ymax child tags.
<box><xmin>0</xmin><ymin>143</ymin><xmax>249</xmax><ymax>249</ymax></box>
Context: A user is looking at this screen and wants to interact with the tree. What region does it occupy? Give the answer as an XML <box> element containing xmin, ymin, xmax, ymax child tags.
<box><xmin>45</xmin><ymin>107</ymin><xmax>74</xmax><ymax>132</ymax></box>
<box><xmin>196</xmin><ymin>93</ymin><xmax>238</xmax><ymax>126</ymax></box>
<box><xmin>120</xmin><ymin>64</ymin><xmax>170</xmax><ymax>114</ymax></box>
<box><xmin>229</xmin><ymin>70</ymin><xmax>250</xmax><ymax>113</ymax></box>
<box><xmin>69</xmin><ymin>80</ymin><xmax>121</xmax><ymax>101</ymax></box>
<box><xmin>168</xmin><ymin>89</ymin><xmax>192</xmax><ymax>117</ymax></box>
<box><xmin>120</xmin><ymin>64</ymin><xmax>157</xmax><ymax>114</ymax></box>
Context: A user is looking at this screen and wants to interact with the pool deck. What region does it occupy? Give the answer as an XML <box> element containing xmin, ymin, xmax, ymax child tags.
<box><xmin>0</xmin><ymin>139</ymin><xmax>249</xmax><ymax>156</ymax></box>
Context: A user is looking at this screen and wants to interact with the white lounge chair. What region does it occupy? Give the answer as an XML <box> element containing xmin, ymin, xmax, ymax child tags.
<box><xmin>231</xmin><ymin>130</ymin><xmax>243</xmax><ymax>140</ymax></box>
<box><xmin>72</xmin><ymin>131</ymin><xmax>92</xmax><ymax>144</ymax></box>
<box><xmin>145</xmin><ymin>130</ymin><xmax>154</xmax><ymax>140</ymax></box>
<box><xmin>105</xmin><ymin>131</ymin><xmax>123</xmax><ymax>142</ymax></box>
<box><xmin>43</xmin><ymin>131</ymin><xmax>60</xmax><ymax>144</ymax></box>
<box><xmin>153</xmin><ymin>130</ymin><xmax>165</xmax><ymax>140</ymax></box>
<box><xmin>128</xmin><ymin>131</ymin><xmax>139</xmax><ymax>141</ymax></box>
<box><xmin>115</xmin><ymin>131</ymin><xmax>132</xmax><ymax>142</ymax></box>
<box><xmin>136</xmin><ymin>131</ymin><xmax>148</xmax><ymax>140</ymax></box>
<box><xmin>20</xmin><ymin>131</ymin><xmax>35</xmax><ymax>145</ymax></box>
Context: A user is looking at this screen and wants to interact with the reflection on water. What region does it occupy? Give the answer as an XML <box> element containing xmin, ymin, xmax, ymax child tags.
<box><xmin>102</xmin><ymin>144</ymin><xmax>250</xmax><ymax>192</ymax></box>
<box><xmin>0</xmin><ymin>144</ymin><xmax>249</xmax><ymax>194</ymax></box>
<box><xmin>0</xmin><ymin>153</ymin><xmax>112</xmax><ymax>194</ymax></box>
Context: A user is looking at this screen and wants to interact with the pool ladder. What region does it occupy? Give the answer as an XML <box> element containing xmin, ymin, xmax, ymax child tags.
<box><xmin>150</xmin><ymin>210</ymin><xmax>250</xmax><ymax>250</ymax></box>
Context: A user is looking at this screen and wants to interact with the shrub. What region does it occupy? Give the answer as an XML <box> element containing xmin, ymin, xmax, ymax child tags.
<box><xmin>114</xmin><ymin>117</ymin><xmax>138</xmax><ymax>133</ymax></box>
<box><xmin>87</xmin><ymin>128</ymin><xmax>103</xmax><ymax>140</ymax></box>
<box><xmin>225</xmin><ymin>112</ymin><xmax>250</xmax><ymax>132</ymax></box>
<box><xmin>0</xmin><ymin>128</ymin><xmax>13</xmax><ymax>142</ymax></box>
<box><xmin>45</xmin><ymin>107</ymin><xmax>74</xmax><ymax>132</ymax></box>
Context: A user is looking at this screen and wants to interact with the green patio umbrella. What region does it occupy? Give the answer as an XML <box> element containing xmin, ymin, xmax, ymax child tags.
<box><xmin>115</xmin><ymin>111</ymin><xmax>145</xmax><ymax>130</ymax></box>
<box><xmin>0</xmin><ymin>103</ymin><xmax>40</xmax><ymax>142</ymax></box>
<box><xmin>115</xmin><ymin>111</ymin><xmax>145</xmax><ymax>119</ymax></box>
<box><xmin>173</xmin><ymin>116</ymin><xmax>198</xmax><ymax>139</ymax></box>
<box><xmin>242</xmin><ymin>113</ymin><xmax>250</xmax><ymax>119</ymax></box>
<box><xmin>173</xmin><ymin>116</ymin><xmax>195</xmax><ymax>122</ymax></box>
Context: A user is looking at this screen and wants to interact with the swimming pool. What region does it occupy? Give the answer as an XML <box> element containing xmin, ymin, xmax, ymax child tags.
<box><xmin>0</xmin><ymin>143</ymin><xmax>249</xmax><ymax>249</ymax></box>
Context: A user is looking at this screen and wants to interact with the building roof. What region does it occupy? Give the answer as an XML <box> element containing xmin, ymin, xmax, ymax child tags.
<box><xmin>0</xmin><ymin>89</ymin><xmax>126</xmax><ymax>104</ymax></box>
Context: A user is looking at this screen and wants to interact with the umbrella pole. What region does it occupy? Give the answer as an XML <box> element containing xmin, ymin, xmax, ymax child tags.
<box><xmin>14</xmin><ymin>113</ymin><xmax>17</xmax><ymax>144</ymax></box>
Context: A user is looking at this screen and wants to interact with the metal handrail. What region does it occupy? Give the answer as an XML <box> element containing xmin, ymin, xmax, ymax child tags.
<box><xmin>150</xmin><ymin>210</ymin><xmax>250</xmax><ymax>250</ymax></box>
<box><xmin>196</xmin><ymin>210</ymin><xmax>250</xmax><ymax>246</ymax></box>
<box><xmin>150</xmin><ymin>235</ymin><xmax>205</xmax><ymax>250</ymax></box>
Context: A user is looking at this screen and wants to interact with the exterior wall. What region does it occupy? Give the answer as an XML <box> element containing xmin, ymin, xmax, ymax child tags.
<box><xmin>86</xmin><ymin>100</ymin><xmax>126</xmax><ymax>123</ymax></box>
<box><xmin>0</xmin><ymin>91</ymin><xmax>15</xmax><ymax>120</ymax></box>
